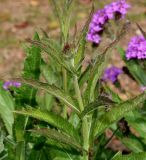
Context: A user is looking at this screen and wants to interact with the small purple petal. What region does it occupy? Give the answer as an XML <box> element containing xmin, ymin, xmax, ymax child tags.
<box><xmin>3</xmin><ymin>81</ymin><xmax>21</xmax><ymax>90</ymax></box>
<box><xmin>87</xmin><ymin>0</ymin><xmax>130</xmax><ymax>44</ymax></box>
<box><xmin>102</xmin><ymin>66</ymin><xmax>123</xmax><ymax>83</ymax></box>
<box><xmin>126</xmin><ymin>36</ymin><xmax>146</xmax><ymax>60</ymax></box>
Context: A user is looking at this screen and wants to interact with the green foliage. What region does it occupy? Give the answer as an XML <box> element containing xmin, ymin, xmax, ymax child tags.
<box><xmin>92</xmin><ymin>91</ymin><xmax>146</xmax><ymax>138</ymax></box>
<box><xmin>1</xmin><ymin>1</ymin><xmax>146</xmax><ymax>160</ymax></box>
<box><xmin>14</xmin><ymin>108</ymin><xmax>80</xmax><ymax>141</ymax></box>
<box><xmin>17</xmin><ymin>32</ymin><xmax>41</xmax><ymax>106</ymax></box>
<box><xmin>29</xmin><ymin>128</ymin><xmax>82</xmax><ymax>151</ymax></box>
<box><xmin>112</xmin><ymin>152</ymin><xmax>146</xmax><ymax>160</ymax></box>
<box><xmin>0</xmin><ymin>84</ymin><xmax>14</xmax><ymax>136</ymax></box>
<box><xmin>14</xmin><ymin>78</ymin><xmax>80</xmax><ymax>113</ymax></box>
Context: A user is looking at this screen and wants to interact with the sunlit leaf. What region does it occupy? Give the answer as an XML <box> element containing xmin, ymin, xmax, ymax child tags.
<box><xmin>92</xmin><ymin>91</ymin><xmax>146</xmax><ymax>138</ymax></box>
<box><xmin>0</xmin><ymin>86</ymin><xmax>14</xmax><ymax>136</ymax></box>
<box><xmin>14</xmin><ymin>108</ymin><xmax>80</xmax><ymax>141</ymax></box>
<box><xmin>112</xmin><ymin>152</ymin><xmax>146</xmax><ymax>160</ymax></box>
<box><xmin>30</xmin><ymin>128</ymin><xmax>82</xmax><ymax>151</ymax></box>
<box><xmin>14</xmin><ymin>78</ymin><xmax>80</xmax><ymax>113</ymax></box>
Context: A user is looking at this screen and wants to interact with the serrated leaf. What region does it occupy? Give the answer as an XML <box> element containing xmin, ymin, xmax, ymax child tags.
<box><xmin>118</xmin><ymin>47</ymin><xmax>146</xmax><ymax>86</ymax></box>
<box><xmin>92</xmin><ymin>91</ymin><xmax>146</xmax><ymax>138</ymax></box>
<box><xmin>81</xmin><ymin>96</ymin><xmax>115</xmax><ymax>118</ymax></box>
<box><xmin>17</xmin><ymin>32</ymin><xmax>41</xmax><ymax>106</ymax></box>
<box><xmin>30</xmin><ymin>128</ymin><xmax>82</xmax><ymax>151</ymax></box>
<box><xmin>14</xmin><ymin>108</ymin><xmax>80</xmax><ymax>141</ymax></box>
<box><xmin>0</xmin><ymin>87</ymin><xmax>14</xmax><ymax>136</ymax></box>
<box><xmin>112</xmin><ymin>152</ymin><xmax>146</xmax><ymax>160</ymax></box>
<box><xmin>14</xmin><ymin>78</ymin><xmax>80</xmax><ymax>112</ymax></box>
<box><xmin>75</xmin><ymin>7</ymin><xmax>94</xmax><ymax>67</ymax></box>
<box><xmin>27</xmin><ymin>39</ymin><xmax>76</xmax><ymax>74</ymax></box>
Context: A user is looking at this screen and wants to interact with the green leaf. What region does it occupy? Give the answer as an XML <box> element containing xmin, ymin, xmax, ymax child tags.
<box><xmin>14</xmin><ymin>108</ymin><xmax>80</xmax><ymax>141</ymax></box>
<box><xmin>92</xmin><ymin>91</ymin><xmax>146</xmax><ymax>138</ymax></box>
<box><xmin>37</xmin><ymin>93</ymin><xmax>54</xmax><ymax>112</ymax></box>
<box><xmin>15</xmin><ymin>141</ymin><xmax>25</xmax><ymax>160</ymax></box>
<box><xmin>125</xmin><ymin>111</ymin><xmax>146</xmax><ymax>139</ymax></box>
<box><xmin>41</xmin><ymin>62</ymin><xmax>61</xmax><ymax>87</ymax></box>
<box><xmin>17</xmin><ymin>32</ymin><xmax>41</xmax><ymax>106</ymax></box>
<box><xmin>14</xmin><ymin>115</ymin><xmax>27</xmax><ymax>142</ymax></box>
<box><xmin>27</xmin><ymin>39</ymin><xmax>76</xmax><ymax>74</ymax></box>
<box><xmin>118</xmin><ymin>47</ymin><xmax>146</xmax><ymax>86</ymax></box>
<box><xmin>112</xmin><ymin>152</ymin><xmax>146</xmax><ymax>160</ymax></box>
<box><xmin>121</xmin><ymin>137</ymin><xmax>144</xmax><ymax>153</ymax></box>
<box><xmin>28</xmin><ymin>147</ymin><xmax>49</xmax><ymax>160</ymax></box>
<box><xmin>103</xmin><ymin>85</ymin><xmax>122</xmax><ymax>103</ymax></box>
<box><xmin>30</xmin><ymin>128</ymin><xmax>82</xmax><ymax>151</ymax></box>
<box><xmin>79</xmin><ymin>65</ymin><xmax>91</xmax><ymax>87</ymax></box>
<box><xmin>14</xmin><ymin>78</ymin><xmax>80</xmax><ymax>113</ymax></box>
<box><xmin>75</xmin><ymin>7</ymin><xmax>94</xmax><ymax>67</ymax></box>
<box><xmin>81</xmin><ymin>96</ymin><xmax>115</xmax><ymax>118</ymax></box>
<box><xmin>0</xmin><ymin>87</ymin><xmax>14</xmax><ymax>135</ymax></box>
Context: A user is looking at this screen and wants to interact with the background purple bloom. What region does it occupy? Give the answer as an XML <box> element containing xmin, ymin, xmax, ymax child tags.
<box><xmin>102</xmin><ymin>66</ymin><xmax>123</xmax><ymax>83</ymax></box>
<box><xmin>86</xmin><ymin>0</ymin><xmax>130</xmax><ymax>44</ymax></box>
<box><xmin>3</xmin><ymin>81</ymin><xmax>21</xmax><ymax>90</ymax></box>
<box><xmin>105</xmin><ymin>0</ymin><xmax>130</xmax><ymax>19</ymax></box>
<box><xmin>126</xmin><ymin>36</ymin><xmax>146</xmax><ymax>60</ymax></box>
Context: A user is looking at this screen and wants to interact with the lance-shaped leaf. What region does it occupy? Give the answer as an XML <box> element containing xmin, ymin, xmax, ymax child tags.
<box><xmin>0</xmin><ymin>86</ymin><xmax>14</xmax><ymax>136</ymax></box>
<box><xmin>75</xmin><ymin>6</ymin><xmax>94</xmax><ymax>67</ymax></box>
<box><xmin>27</xmin><ymin>39</ymin><xmax>76</xmax><ymax>74</ymax></box>
<box><xmin>118</xmin><ymin>47</ymin><xmax>146</xmax><ymax>86</ymax></box>
<box><xmin>14</xmin><ymin>108</ymin><xmax>80</xmax><ymax>141</ymax></box>
<box><xmin>14</xmin><ymin>78</ymin><xmax>80</xmax><ymax>113</ymax></box>
<box><xmin>85</xmin><ymin>22</ymin><xmax>130</xmax><ymax>103</ymax></box>
<box><xmin>17</xmin><ymin>32</ymin><xmax>41</xmax><ymax>106</ymax></box>
<box><xmin>112</xmin><ymin>152</ymin><xmax>146</xmax><ymax>160</ymax></box>
<box><xmin>92</xmin><ymin>91</ymin><xmax>146</xmax><ymax>138</ymax></box>
<box><xmin>81</xmin><ymin>96</ymin><xmax>115</xmax><ymax>118</ymax></box>
<box><xmin>29</xmin><ymin>128</ymin><xmax>82</xmax><ymax>151</ymax></box>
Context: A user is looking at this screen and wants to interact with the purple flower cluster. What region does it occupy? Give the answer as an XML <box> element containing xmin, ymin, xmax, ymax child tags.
<box><xmin>102</xmin><ymin>66</ymin><xmax>123</xmax><ymax>83</ymax></box>
<box><xmin>3</xmin><ymin>81</ymin><xmax>21</xmax><ymax>90</ymax></box>
<box><xmin>86</xmin><ymin>0</ymin><xmax>130</xmax><ymax>44</ymax></box>
<box><xmin>126</xmin><ymin>36</ymin><xmax>146</xmax><ymax>60</ymax></box>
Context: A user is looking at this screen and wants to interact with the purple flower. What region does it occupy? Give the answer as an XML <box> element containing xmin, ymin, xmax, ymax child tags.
<box><xmin>86</xmin><ymin>32</ymin><xmax>101</xmax><ymax>44</ymax></box>
<box><xmin>102</xmin><ymin>66</ymin><xmax>123</xmax><ymax>83</ymax></box>
<box><xmin>105</xmin><ymin>0</ymin><xmax>130</xmax><ymax>19</ymax></box>
<box><xmin>126</xmin><ymin>36</ymin><xmax>146</xmax><ymax>60</ymax></box>
<box><xmin>86</xmin><ymin>0</ymin><xmax>130</xmax><ymax>44</ymax></box>
<box><xmin>3</xmin><ymin>81</ymin><xmax>21</xmax><ymax>90</ymax></box>
<box><xmin>86</xmin><ymin>9</ymin><xmax>107</xmax><ymax>44</ymax></box>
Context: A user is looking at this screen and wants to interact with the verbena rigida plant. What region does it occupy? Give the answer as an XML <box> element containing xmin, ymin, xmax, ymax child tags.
<box><xmin>1</xmin><ymin>0</ymin><xmax>146</xmax><ymax>159</ymax></box>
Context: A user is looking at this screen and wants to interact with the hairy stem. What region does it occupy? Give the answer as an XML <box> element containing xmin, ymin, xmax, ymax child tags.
<box><xmin>73</xmin><ymin>75</ymin><xmax>89</xmax><ymax>159</ymax></box>
<box><xmin>62</xmin><ymin>68</ymin><xmax>68</xmax><ymax>119</ymax></box>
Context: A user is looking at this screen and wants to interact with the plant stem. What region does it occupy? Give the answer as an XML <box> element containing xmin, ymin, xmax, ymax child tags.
<box><xmin>62</xmin><ymin>68</ymin><xmax>67</xmax><ymax>119</ymax></box>
<box><xmin>73</xmin><ymin>75</ymin><xmax>89</xmax><ymax>160</ymax></box>
<box><xmin>73</xmin><ymin>76</ymin><xmax>84</xmax><ymax>111</ymax></box>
